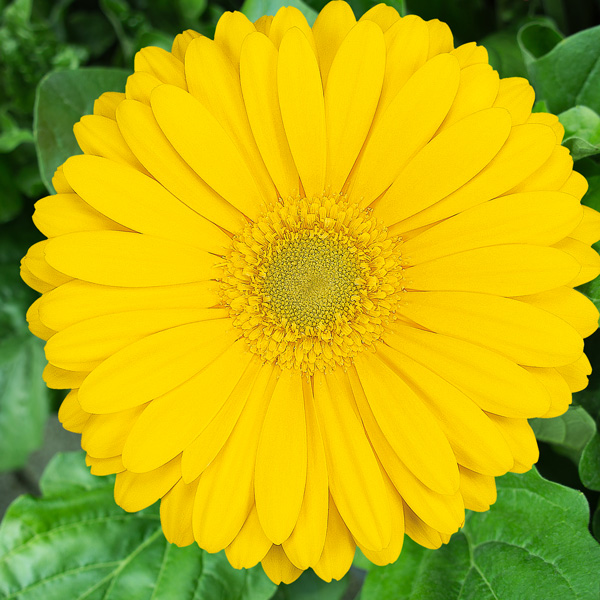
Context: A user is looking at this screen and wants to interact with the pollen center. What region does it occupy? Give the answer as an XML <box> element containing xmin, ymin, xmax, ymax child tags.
<box><xmin>222</xmin><ymin>193</ymin><xmax>404</xmax><ymax>373</ymax></box>
<box><xmin>264</xmin><ymin>235</ymin><xmax>360</xmax><ymax>329</ymax></box>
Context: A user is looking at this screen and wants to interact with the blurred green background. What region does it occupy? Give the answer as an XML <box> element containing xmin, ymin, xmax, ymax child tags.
<box><xmin>1</xmin><ymin>0</ymin><xmax>600</xmax><ymax>598</ymax></box>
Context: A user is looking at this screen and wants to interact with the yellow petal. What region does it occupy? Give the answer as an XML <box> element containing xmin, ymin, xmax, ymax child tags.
<box><xmin>214</xmin><ymin>11</ymin><xmax>256</xmax><ymax>68</ymax></box>
<box><xmin>493</xmin><ymin>77</ymin><xmax>534</xmax><ymax>124</ymax></box>
<box><xmin>185</xmin><ymin>37</ymin><xmax>276</xmax><ymax>202</ymax></box>
<box><xmin>376</xmin><ymin>344</ymin><xmax>513</xmax><ymax>476</ymax></box>
<box><xmin>192</xmin><ymin>364</ymin><xmax>276</xmax><ymax>552</ymax></box>
<box><xmin>354</xmin><ymin>350</ymin><xmax>459</xmax><ymax>494</ymax></box>
<box><xmin>254</xmin><ymin>15</ymin><xmax>273</xmax><ymax>35</ymax></box>
<box><xmin>375</xmin><ymin>107</ymin><xmax>512</xmax><ymax>224</ymax></box>
<box><xmin>525</xmin><ymin>366</ymin><xmax>572</xmax><ymax>418</ymax></box>
<box><xmin>43</xmin><ymin>364</ymin><xmax>88</xmax><ymax>390</ymax></box>
<box><xmin>311</xmin><ymin>0</ymin><xmax>356</xmax><ymax>87</ymax></box>
<box><xmin>116</xmin><ymin>99</ymin><xmax>245</xmax><ymax>233</ymax></box>
<box><xmin>459</xmin><ymin>466</ymin><xmax>497</xmax><ymax>512</ymax></box>
<box><xmin>170</xmin><ymin>29</ymin><xmax>201</xmax><ymax>62</ymax></box>
<box><xmin>20</xmin><ymin>263</ymin><xmax>54</xmax><ymax>294</ymax></box>
<box><xmin>256</xmin><ymin>370</ymin><xmax>307</xmax><ymax>544</ymax></box>
<box><xmin>93</xmin><ymin>91</ymin><xmax>125</xmax><ymax>119</ymax></box>
<box><xmin>403</xmin><ymin>504</ymin><xmax>445</xmax><ymax>549</ymax></box>
<box><xmin>122</xmin><ymin>339</ymin><xmax>253</xmax><ymax>473</ymax></box>
<box><xmin>114</xmin><ymin>456</ymin><xmax>181</xmax><ymax>512</ymax></box>
<box><xmin>261</xmin><ymin>545</ymin><xmax>302</xmax><ymax>585</ymax></box>
<box><xmin>570</xmin><ymin>205</ymin><xmax>600</xmax><ymax>245</ymax></box>
<box><xmin>312</xmin><ymin>496</ymin><xmax>355</xmax><ymax>581</ymax></box>
<box><xmin>324</xmin><ymin>21</ymin><xmax>385</xmax><ymax>193</ymax></box>
<box><xmin>350</xmin><ymin>53</ymin><xmax>460</xmax><ymax>205</ymax></box>
<box><xmin>45</xmin><ymin>231</ymin><xmax>220</xmax><ymax>287</ymax></box>
<box><xmin>282</xmin><ymin>378</ymin><xmax>328</xmax><ymax>569</ymax></box>
<box><xmin>73</xmin><ymin>115</ymin><xmax>149</xmax><ymax>174</ymax></box>
<box><xmin>399</xmin><ymin>291</ymin><xmax>583</xmax><ymax>367</ymax></box>
<box><xmin>556</xmin><ymin>353</ymin><xmax>591</xmax><ymax>393</ymax></box>
<box><xmin>160</xmin><ymin>477</ymin><xmax>199</xmax><ymax>546</ymax></box>
<box><xmin>87</xmin><ymin>454</ymin><xmax>125</xmax><ymax>476</ymax></box>
<box><xmin>560</xmin><ymin>170</ymin><xmax>588</xmax><ymax>200</ymax></box>
<box><xmin>392</xmin><ymin>123</ymin><xmax>556</xmax><ymax>232</ymax></box>
<box><xmin>527</xmin><ymin>111</ymin><xmax>564</xmax><ymax>143</ymax></box>
<box><xmin>125</xmin><ymin>71</ymin><xmax>162</xmax><ymax>105</ymax></box>
<box><xmin>451</xmin><ymin>42</ymin><xmax>488</xmax><ymax>68</ymax></box>
<box><xmin>240</xmin><ymin>32</ymin><xmax>299</xmax><ymax>197</ymax></box>
<box><xmin>278</xmin><ymin>27</ymin><xmax>326</xmax><ymax>197</ymax></box>
<box><xmin>487</xmin><ymin>415</ymin><xmax>539</xmax><ymax>473</ymax></box>
<box><xmin>134</xmin><ymin>47</ymin><xmax>186</xmax><ymax>88</ymax></box>
<box><xmin>313</xmin><ymin>369</ymin><xmax>391</xmax><ymax>551</ymax></box>
<box><xmin>78</xmin><ymin>318</ymin><xmax>238</xmax><ymax>414</ymax></box>
<box><xmin>52</xmin><ymin>165</ymin><xmax>72</xmax><ymax>193</ymax></box>
<box><xmin>82</xmin><ymin>404</ymin><xmax>146</xmax><ymax>458</ymax></box>
<box><xmin>150</xmin><ymin>84</ymin><xmax>264</xmax><ymax>219</ymax></box>
<box><xmin>386</xmin><ymin>324</ymin><xmax>550</xmax><ymax>417</ymax></box>
<box><xmin>180</xmin><ymin>355</ymin><xmax>262</xmax><ymax>482</ymax></box>
<box><xmin>22</xmin><ymin>240</ymin><xmax>72</xmax><ymax>287</ymax></box>
<box><xmin>58</xmin><ymin>390</ymin><xmax>90</xmax><ymax>433</ymax></box>
<box><xmin>26</xmin><ymin>298</ymin><xmax>55</xmax><ymax>341</ymax></box>
<box><xmin>33</xmin><ymin>193</ymin><xmax>129</xmax><ymax>238</ymax></box>
<box><xmin>406</xmin><ymin>244</ymin><xmax>580</xmax><ymax>296</ymax></box>
<box><xmin>509</xmin><ymin>145</ymin><xmax>572</xmax><ymax>194</ymax></box>
<box><xmin>38</xmin><ymin>279</ymin><xmax>221</xmax><ymax>331</ymax></box>
<box><xmin>439</xmin><ymin>64</ymin><xmax>499</xmax><ymax>131</ymax></box>
<box><xmin>360</xmin><ymin>4</ymin><xmax>400</xmax><ymax>32</ymax></box>
<box><xmin>269</xmin><ymin>6</ymin><xmax>317</xmax><ymax>54</ymax></box>
<box><xmin>347</xmin><ymin>366</ymin><xmax>464</xmax><ymax>533</ymax></box>
<box><xmin>45</xmin><ymin>308</ymin><xmax>226</xmax><ymax>371</ymax></box>
<box><xmin>555</xmin><ymin>237</ymin><xmax>600</xmax><ymax>286</ymax></box>
<box><xmin>63</xmin><ymin>155</ymin><xmax>230</xmax><ymax>253</ymax></box>
<box><xmin>426</xmin><ymin>19</ymin><xmax>453</xmax><ymax>58</ymax></box>
<box><xmin>226</xmin><ymin>505</ymin><xmax>272</xmax><ymax>568</ymax></box>
<box><xmin>401</xmin><ymin>191</ymin><xmax>583</xmax><ymax>264</ymax></box>
<box><xmin>517</xmin><ymin>287</ymin><xmax>598</xmax><ymax>339</ymax></box>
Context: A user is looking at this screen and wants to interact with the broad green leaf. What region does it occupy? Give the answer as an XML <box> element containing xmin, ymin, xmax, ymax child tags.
<box><xmin>559</xmin><ymin>105</ymin><xmax>600</xmax><ymax>161</ymax></box>
<box><xmin>241</xmin><ymin>0</ymin><xmax>318</xmax><ymax>26</ymax></box>
<box><xmin>33</xmin><ymin>67</ymin><xmax>129</xmax><ymax>193</ymax></box>
<box><xmin>361</xmin><ymin>468</ymin><xmax>600</xmax><ymax>600</ymax></box>
<box><xmin>517</xmin><ymin>20</ymin><xmax>563</xmax><ymax>66</ymax></box>
<box><xmin>530</xmin><ymin>405</ymin><xmax>597</xmax><ymax>463</ymax></box>
<box><xmin>273</xmin><ymin>569</ymin><xmax>351</xmax><ymax>600</ymax></box>
<box><xmin>0</xmin><ymin>451</ymin><xmax>278</xmax><ymax>600</ymax></box>
<box><xmin>525</xmin><ymin>25</ymin><xmax>600</xmax><ymax>115</ymax></box>
<box><xmin>579</xmin><ymin>432</ymin><xmax>600</xmax><ymax>491</ymax></box>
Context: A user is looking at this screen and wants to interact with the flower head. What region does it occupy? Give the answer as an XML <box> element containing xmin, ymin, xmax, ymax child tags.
<box><xmin>22</xmin><ymin>0</ymin><xmax>600</xmax><ymax>584</ymax></box>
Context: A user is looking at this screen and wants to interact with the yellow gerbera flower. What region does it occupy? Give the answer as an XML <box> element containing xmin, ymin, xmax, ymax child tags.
<box><xmin>21</xmin><ymin>0</ymin><xmax>600</xmax><ymax>585</ymax></box>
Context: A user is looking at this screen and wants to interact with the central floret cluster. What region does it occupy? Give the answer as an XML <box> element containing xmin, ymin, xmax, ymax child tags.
<box><xmin>223</xmin><ymin>193</ymin><xmax>405</xmax><ymax>372</ymax></box>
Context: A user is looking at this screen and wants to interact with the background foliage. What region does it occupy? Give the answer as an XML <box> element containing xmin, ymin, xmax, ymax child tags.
<box><xmin>1</xmin><ymin>0</ymin><xmax>600</xmax><ymax>598</ymax></box>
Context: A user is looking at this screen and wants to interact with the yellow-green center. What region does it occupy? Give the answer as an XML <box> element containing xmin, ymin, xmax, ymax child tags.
<box><xmin>263</xmin><ymin>235</ymin><xmax>361</xmax><ymax>329</ymax></box>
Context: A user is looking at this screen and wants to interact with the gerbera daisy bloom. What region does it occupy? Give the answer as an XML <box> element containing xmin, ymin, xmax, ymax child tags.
<box><xmin>21</xmin><ymin>0</ymin><xmax>600</xmax><ymax>584</ymax></box>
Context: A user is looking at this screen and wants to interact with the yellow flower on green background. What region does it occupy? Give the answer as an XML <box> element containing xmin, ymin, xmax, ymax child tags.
<box><xmin>21</xmin><ymin>0</ymin><xmax>600</xmax><ymax>585</ymax></box>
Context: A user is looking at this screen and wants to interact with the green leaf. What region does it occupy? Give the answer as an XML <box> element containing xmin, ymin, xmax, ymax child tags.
<box><xmin>481</xmin><ymin>29</ymin><xmax>528</xmax><ymax>79</ymax></box>
<box><xmin>525</xmin><ymin>24</ymin><xmax>600</xmax><ymax>115</ymax></box>
<box><xmin>0</xmin><ymin>451</ymin><xmax>278</xmax><ymax>600</ymax></box>
<box><xmin>558</xmin><ymin>105</ymin><xmax>600</xmax><ymax>161</ymax></box>
<box><xmin>33</xmin><ymin>67</ymin><xmax>129</xmax><ymax>193</ymax></box>
<box><xmin>530</xmin><ymin>405</ymin><xmax>597</xmax><ymax>463</ymax></box>
<box><xmin>517</xmin><ymin>20</ymin><xmax>563</xmax><ymax>65</ymax></box>
<box><xmin>241</xmin><ymin>0</ymin><xmax>318</xmax><ymax>26</ymax></box>
<box><xmin>272</xmin><ymin>569</ymin><xmax>351</xmax><ymax>600</ymax></box>
<box><xmin>361</xmin><ymin>468</ymin><xmax>600</xmax><ymax>600</ymax></box>
<box><xmin>579</xmin><ymin>432</ymin><xmax>600</xmax><ymax>491</ymax></box>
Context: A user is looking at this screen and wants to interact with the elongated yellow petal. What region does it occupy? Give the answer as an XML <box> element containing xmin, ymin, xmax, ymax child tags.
<box><xmin>22</xmin><ymin>240</ymin><xmax>72</xmax><ymax>287</ymax></box>
<box><xmin>376</xmin><ymin>345</ymin><xmax>513</xmax><ymax>476</ymax></box>
<box><xmin>125</xmin><ymin>71</ymin><xmax>162</xmax><ymax>105</ymax></box>
<box><xmin>324</xmin><ymin>21</ymin><xmax>385</xmax><ymax>192</ymax></box>
<box><xmin>170</xmin><ymin>29</ymin><xmax>201</xmax><ymax>62</ymax></box>
<box><xmin>79</xmin><ymin>319</ymin><xmax>238</xmax><ymax>414</ymax></box>
<box><xmin>403</xmin><ymin>504</ymin><xmax>445</xmax><ymax>549</ymax></box>
<box><xmin>354</xmin><ymin>351</ymin><xmax>459</xmax><ymax>494</ymax></box>
<box><xmin>282</xmin><ymin>378</ymin><xmax>328</xmax><ymax>569</ymax></box>
<box><xmin>114</xmin><ymin>456</ymin><xmax>181</xmax><ymax>512</ymax></box>
<box><xmin>226</xmin><ymin>505</ymin><xmax>272</xmax><ymax>568</ymax></box>
<box><xmin>555</xmin><ymin>237</ymin><xmax>600</xmax><ymax>286</ymax></box>
<box><xmin>192</xmin><ymin>365</ymin><xmax>276</xmax><ymax>552</ymax></box>
<box><xmin>401</xmin><ymin>191</ymin><xmax>582</xmax><ymax>264</ymax></box>
<box><xmin>86</xmin><ymin>454</ymin><xmax>125</xmax><ymax>476</ymax></box>
<box><xmin>160</xmin><ymin>477</ymin><xmax>199</xmax><ymax>547</ymax></box>
<box><xmin>240</xmin><ymin>32</ymin><xmax>299</xmax><ymax>196</ymax></box>
<box><xmin>58</xmin><ymin>390</ymin><xmax>90</xmax><ymax>433</ymax></box>
<box><xmin>63</xmin><ymin>155</ymin><xmax>230</xmax><ymax>253</ymax></box>
<box><xmin>525</xmin><ymin>366</ymin><xmax>572</xmax><ymax>418</ymax></box>
<box><xmin>459</xmin><ymin>466</ymin><xmax>497</xmax><ymax>512</ymax></box>
<box><xmin>557</xmin><ymin>354</ymin><xmax>591</xmax><ymax>392</ymax></box>
<box><xmin>450</xmin><ymin>42</ymin><xmax>488</xmax><ymax>68</ymax></box>
<box><xmin>269</xmin><ymin>6</ymin><xmax>317</xmax><ymax>54</ymax></box>
<box><xmin>116</xmin><ymin>99</ymin><xmax>246</xmax><ymax>233</ymax></box>
<box><xmin>509</xmin><ymin>145</ymin><xmax>572</xmax><ymax>193</ymax></box>
<box><xmin>527</xmin><ymin>111</ymin><xmax>564</xmax><ymax>142</ymax></box>
<box><xmin>134</xmin><ymin>47</ymin><xmax>187</xmax><ymax>88</ymax></box>
<box><xmin>38</xmin><ymin>279</ymin><xmax>221</xmax><ymax>331</ymax></box>
<box><xmin>493</xmin><ymin>77</ymin><xmax>534</xmax><ymax>124</ymax></box>
<box><xmin>311</xmin><ymin>0</ymin><xmax>355</xmax><ymax>87</ymax></box>
<box><xmin>426</xmin><ymin>19</ymin><xmax>453</xmax><ymax>57</ymax></box>
<box><xmin>406</xmin><ymin>244</ymin><xmax>580</xmax><ymax>296</ymax></box>
<box><xmin>151</xmin><ymin>84</ymin><xmax>264</xmax><ymax>219</ymax></box>
<box><xmin>487</xmin><ymin>415</ymin><xmax>539</xmax><ymax>473</ymax></box>
<box><xmin>93</xmin><ymin>91</ymin><xmax>124</xmax><ymax>119</ymax></box>
<box><xmin>560</xmin><ymin>170</ymin><xmax>588</xmax><ymax>200</ymax></box>
<box><xmin>386</xmin><ymin>324</ymin><xmax>550</xmax><ymax>417</ymax></box>
<box><xmin>278</xmin><ymin>27</ymin><xmax>326</xmax><ymax>197</ymax></box>
<box><xmin>399</xmin><ymin>291</ymin><xmax>582</xmax><ymax>367</ymax></box>
<box><xmin>44</xmin><ymin>231</ymin><xmax>220</xmax><ymax>287</ymax></box>
<box><xmin>360</xmin><ymin>4</ymin><xmax>400</xmax><ymax>32</ymax></box>
<box><xmin>43</xmin><ymin>364</ymin><xmax>87</xmax><ymax>390</ymax></box>
<box><xmin>312</xmin><ymin>496</ymin><xmax>355</xmax><ymax>581</ymax></box>
<box><xmin>214</xmin><ymin>11</ymin><xmax>256</xmax><ymax>68</ymax></box>
<box><xmin>26</xmin><ymin>299</ymin><xmax>55</xmax><ymax>341</ymax></box>
<box><xmin>313</xmin><ymin>369</ymin><xmax>391</xmax><ymax>551</ymax></box>
<box><xmin>375</xmin><ymin>107</ymin><xmax>511</xmax><ymax>223</ymax></box>
<box><xmin>261</xmin><ymin>545</ymin><xmax>302</xmax><ymax>585</ymax></box>
<box><xmin>570</xmin><ymin>205</ymin><xmax>600</xmax><ymax>245</ymax></box>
